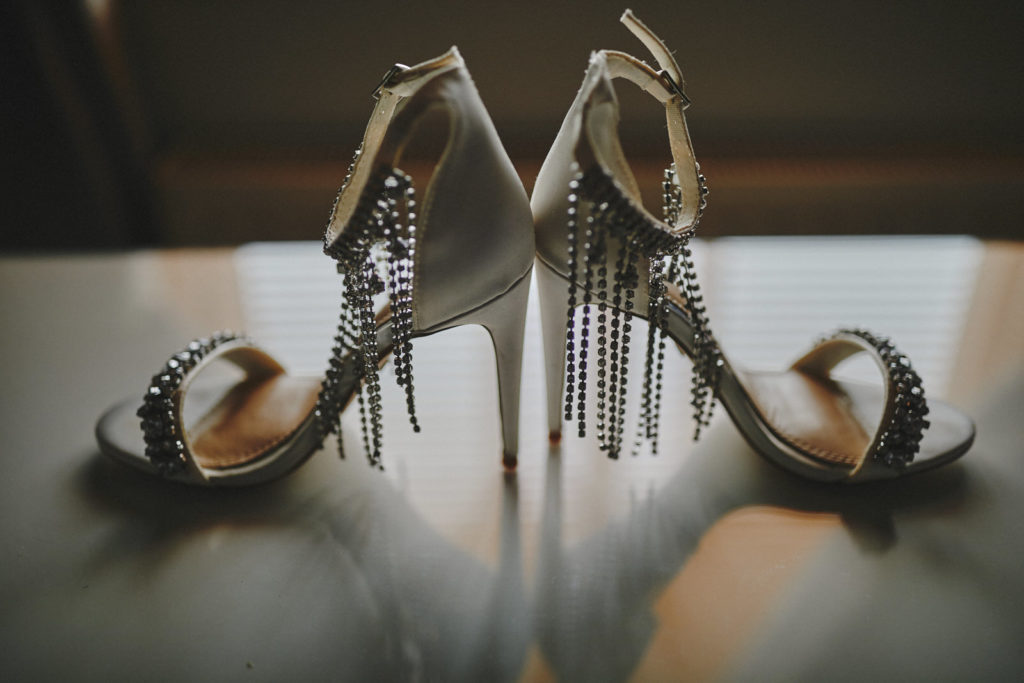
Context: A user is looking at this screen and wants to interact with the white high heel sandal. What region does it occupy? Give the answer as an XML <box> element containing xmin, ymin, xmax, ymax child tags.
<box><xmin>96</xmin><ymin>48</ymin><xmax>534</xmax><ymax>484</ymax></box>
<box><xmin>532</xmin><ymin>11</ymin><xmax>974</xmax><ymax>483</ymax></box>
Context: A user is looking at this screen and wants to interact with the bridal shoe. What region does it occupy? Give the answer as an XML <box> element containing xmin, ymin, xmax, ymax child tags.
<box><xmin>96</xmin><ymin>333</ymin><xmax>328</xmax><ymax>485</ymax></box>
<box><xmin>96</xmin><ymin>48</ymin><xmax>534</xmax><ymax>484</ymax></box>
<box><xmin>532</xmin><ymin>11</ymin><xmax>975</xmax><ymax>482</ymax></box>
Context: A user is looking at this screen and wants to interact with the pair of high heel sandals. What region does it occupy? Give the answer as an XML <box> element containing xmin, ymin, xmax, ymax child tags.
<box><xmin>96</xmin><ymin>11</ymin><xmax>975</xmax><ymax>486</ymax></box>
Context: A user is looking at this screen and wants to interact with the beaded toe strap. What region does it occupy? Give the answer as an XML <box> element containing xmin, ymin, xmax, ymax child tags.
<box><xmin>792</xmin><ymin>328</ymin><xmax>931</xmax><ymax>480</ymax></box>
<box><xmin>136</xmin><ymin>332</ymin><xmax>285</xmax><ymax>482</ymax></box>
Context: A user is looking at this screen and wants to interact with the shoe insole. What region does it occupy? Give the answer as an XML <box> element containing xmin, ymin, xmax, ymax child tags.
<box><xmin>186</xmin><ymin>374</ymin><xmax>321</xmax><ymax>470</ymax></box>
<box><xmin>740</xmin><ymin>369</ymin><xmax>877</xmax><ymax>468</ymax></box>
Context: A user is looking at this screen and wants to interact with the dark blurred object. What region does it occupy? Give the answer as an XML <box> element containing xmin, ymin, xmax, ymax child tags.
<box><xmin>3</xmin><ymin>0</ymin><xmax>1023</xmax><ymax>249</ymax></box>
<box><xmin>2</xmin><ymin>1</ymin><xmax>155</xmax><ymax>249</ymax></box>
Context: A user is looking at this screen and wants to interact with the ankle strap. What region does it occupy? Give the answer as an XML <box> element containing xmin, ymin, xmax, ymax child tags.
<box><xmin>603</xmin><ymin>51</ymin><xmax>689</xmax><ymax>106</ymax></box>
<box><xmin>604</xmin><ymin>9</ymin><xmax>690</xmax><ymax>107</ymax></box>
<box><xmin>325</xmin><ymin>49</ymin><xmax>462</xmax><ymax>246</ymax></box>
<box><xmin>591</xmin><ymin>10</ymin><xmax>702</xmax><ymax>232</ymax></box>
<box><xmin>620</xmin><ymin>9</ymin><xmax>689</xmax><ymax>105</ymax></box>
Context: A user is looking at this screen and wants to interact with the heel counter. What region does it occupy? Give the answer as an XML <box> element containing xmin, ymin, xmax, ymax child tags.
<box><xmin>412</xmin><ymin>67</ymin><xmax>534</xmax><ymax>330</ymax></box>
<box><xmin>532</xmin><ymin>59</ymin><xmax>610</xmax><ymax>276</ymax></box>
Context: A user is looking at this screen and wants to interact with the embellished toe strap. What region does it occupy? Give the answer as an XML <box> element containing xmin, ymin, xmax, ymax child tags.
<box><xmin>135</xmin><ymin>332</ymin><xmax>285</xmax><ymax>483</ymax></box>
<box><xmin>792</xmin><ymin>328</ymin><xmax>930</xmax><ymax>480</ymax></box>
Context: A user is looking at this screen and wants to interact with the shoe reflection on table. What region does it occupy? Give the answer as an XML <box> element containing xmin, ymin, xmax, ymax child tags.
<box><xmin>77</xmin><ymin>441</ymin><xmax>531</xmax><ymax>682</ymax></box>
<box><xmin>533</xmin><ymin>367</ymin><xmax>1024</xmax><ymax>681</ymax></box>
<box><xmin>532</xmin><ymin>419</ymin><xmax>971</xmax><ymax>681</ymax></box>
<box><xmin>75</xmin><ymin>381</ymin><xmax>1014</xmax><ymax>682</ymax></box>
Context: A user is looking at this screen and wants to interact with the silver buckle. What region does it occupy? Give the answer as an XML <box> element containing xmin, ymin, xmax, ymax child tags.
<box><xmin>372</xmin><ymin>63</ymin><xmax>408</xmax><ymax>100</ymax></box>
<box><xmin>658</xmin><ymin>69</ymin><xmax>691</xmax><ymax>108</ymax></box>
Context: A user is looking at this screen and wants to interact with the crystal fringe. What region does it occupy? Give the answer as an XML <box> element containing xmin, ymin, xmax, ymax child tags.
<box><xmin>315</xmin><ymin>162</ymin><xmax>420</xmax><ymax>468</ymax></box>
<box><xmin>564</xmin><ymin>163</ymin><xmax>720</xmax><ymax>458</ymax></box>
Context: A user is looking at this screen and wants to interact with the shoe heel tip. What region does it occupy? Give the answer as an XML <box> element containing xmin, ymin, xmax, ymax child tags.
<box><xmin>502</xmin><ymin>451</ymin><xmax>518</xmax><ymax>471</ymax></box>
<box><xmin>548</xmin><ymin>429</ymin><xmax>562</xmax><ymax>444</ymax></box>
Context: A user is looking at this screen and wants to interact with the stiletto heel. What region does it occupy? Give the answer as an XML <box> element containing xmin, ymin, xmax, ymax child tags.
<box><xmin>96</xmin><ymin>47</ymin><xmax>534</xmax><ymax>483</ymax></box>
<box><xmin>532</xmin><ymin>11</ymin><xmax>975</xmax><ymax>482</ymax></box>
<box><xmin>537</xmin><ymin>258</ymin><xmax>572</xmax><ymax>443</ymax></box>
<box><xmin>438</xmin><ymin>270</ymin><xmax>532</xmax><ymax>469</ymax></box>
<box><xmin>481</xmin><ymin>273</ymin><xmax>531</xmax><ymax>470</ymax></box>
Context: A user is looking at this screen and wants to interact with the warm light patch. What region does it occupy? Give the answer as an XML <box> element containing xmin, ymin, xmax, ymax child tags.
<box><xmin>631</xmin><ymin>506</ymin><xmax>841</xmax><ymax>681</ymax></box>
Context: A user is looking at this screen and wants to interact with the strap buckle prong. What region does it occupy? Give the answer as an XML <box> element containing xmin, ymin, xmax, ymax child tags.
<box><xmin>372</xmin><ymin>63</ymin><xmax>408</xmax><ymax>100</ymax></box>
<box><xmin>658</xmin><ymin>69</ymin><xmax>691</xmax><ymax>109</ymax></box>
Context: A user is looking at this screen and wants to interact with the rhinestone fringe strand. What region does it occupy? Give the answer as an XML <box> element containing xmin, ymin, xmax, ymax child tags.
<box><xmin>563</xmin><ymin>163</ymin><xmax>720</xmax><ymax>458</ymax></box>
<box><xmin>315</xmin><ymin>163</ymin><xmax>420</xmax><ymax>469</ymax></box>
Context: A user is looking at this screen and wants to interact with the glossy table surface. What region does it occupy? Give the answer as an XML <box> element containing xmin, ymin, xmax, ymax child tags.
<box><xmin>1</xmin><ymin>239</ymin><xmax>1022</xmax><ymax>682</ymax></box>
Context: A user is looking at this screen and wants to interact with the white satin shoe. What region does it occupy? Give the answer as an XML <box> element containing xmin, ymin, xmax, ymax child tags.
<box><xmin>96</xmin><ymin>48</ymin><xmax>534</xmax><ymax>484</ymax></box>
<box><xmin>531</xmin><ymin>11</ymin><xmax>974</xmax><ymax>482</ymax></box>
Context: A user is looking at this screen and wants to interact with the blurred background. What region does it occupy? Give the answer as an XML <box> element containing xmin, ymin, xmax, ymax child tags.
<box><xmin>3</xmin><ymin>0</ymin><xmax>1023</xmax><ymax>250</ymax></box>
